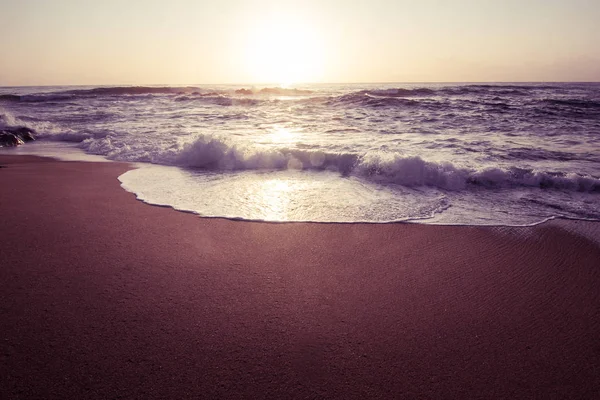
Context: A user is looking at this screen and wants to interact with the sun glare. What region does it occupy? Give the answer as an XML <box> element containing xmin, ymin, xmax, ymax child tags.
<box><xmin>250</xmin><ymin>178</ymin><xmax>293</xmax><ymax>221</ymax></box>
<box><xmin>243</xmin><ymin>14</ymin><xmax>325</xmax><ymax>86</ymax></box>
<box><xmin>269</xmin><ymin>126</ymin><xmax>296</xmax><ymax>143</ymax></box>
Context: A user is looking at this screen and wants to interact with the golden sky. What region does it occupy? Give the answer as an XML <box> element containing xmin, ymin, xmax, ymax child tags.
<box><xmin>1</xmin><ymin>0</ymin><xmax>599</xmax><ymax>85</ymax></box>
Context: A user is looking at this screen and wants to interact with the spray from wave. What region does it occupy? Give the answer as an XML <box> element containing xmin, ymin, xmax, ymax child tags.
<box><xmin>76</xmin><ymin>133</ymin><xmax>600</xmax><ymax>192</ymax></box>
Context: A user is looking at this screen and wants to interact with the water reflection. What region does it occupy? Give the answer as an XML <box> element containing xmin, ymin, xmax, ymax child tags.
<box><xmin>120</xmin><ymin>166</ymin><xmax>442</xmax><ymax>223</ymax></box>
<box><xmin>245</xmin><ymin>178</ymin><xmax>294</xmax><ymax>221</ymax></box>
<box><xmin>269</xmin><ymin>126</ymin><xmax>297</xmax><ymax>145</ymax></box>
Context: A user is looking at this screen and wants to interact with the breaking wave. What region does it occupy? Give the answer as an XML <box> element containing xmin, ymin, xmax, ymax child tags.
<box><xmin>0</xmin><ymin>109</ymin><xmax>87</xmax><ymax>144</ymax></box>
<box><xmin>78</xmin><ymin>134</ymin><xmax>600</xmax><ymax>192</ymax></box>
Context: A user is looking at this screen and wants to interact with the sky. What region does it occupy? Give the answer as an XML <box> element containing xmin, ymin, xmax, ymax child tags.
<box><xmin>1</xmin><ymin>0</ymin><xmax>599</xmax><ymax>85</ymax></box>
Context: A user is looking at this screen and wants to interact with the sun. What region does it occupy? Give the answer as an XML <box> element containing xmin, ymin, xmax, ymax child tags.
<box><xmin>243</xmin><ymin>14</ymin><xmax>325</xmax><ymax>86</ymax></box>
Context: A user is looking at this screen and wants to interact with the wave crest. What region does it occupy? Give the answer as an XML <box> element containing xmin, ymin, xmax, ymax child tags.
<box><xmin>235</xmin><ymin>87</ymin><xmax>314</xmax><ymax>96</ymax></box>
<box><xmin>171</xmin><ymin>135</ymin><xmax>357</xmax><ymax>173</ymax></box>
<box><xmin>363</xmin><ymin>88</ymin><xmax>436</xmax><ymax>97</ymax></box>
<box><xmin>126</xmin><ymin>135</ymin><xmax>600</xmax><ymax>192</ymax></box>
<box><xmin>331</xmin><ymin>92</ymin><xmax>420</xmax><ymax>108</ymax></box>
<box><xmin>64</xmin><ymin>86</ymin><xmax>202</xmax><ymax>96</ymax></box>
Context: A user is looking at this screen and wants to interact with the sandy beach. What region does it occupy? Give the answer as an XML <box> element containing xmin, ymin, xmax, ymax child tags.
<box><xmin>1</xmin><ymin>155</ymin><xmax>599</xmax><ymax>399</ymax></box>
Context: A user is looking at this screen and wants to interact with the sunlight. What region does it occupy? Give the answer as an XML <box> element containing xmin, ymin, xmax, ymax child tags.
<box><xmin>243</xmin><ymin>13</ymin><xmax>325</xmax><ymax>85</ymax></box>
<box><xmin>269</xmin><ymin>126</ymin><xmax>296</xmax><ymax>144</ymax></box>
<box><xmin>253</xmin><ymin>178</ymin><xmax>293</xmax><ymax>221</ymax></box>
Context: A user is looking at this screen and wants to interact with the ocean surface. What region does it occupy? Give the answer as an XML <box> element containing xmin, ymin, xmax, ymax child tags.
<box><xmin>2</xmin><ymin>83</ymin><xmax>600</xmax><ymax>225</ymax></box>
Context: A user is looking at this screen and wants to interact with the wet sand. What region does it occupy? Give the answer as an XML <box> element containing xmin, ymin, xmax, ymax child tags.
<box><xmin>1</xmin><ymin>155</ymin><xmax>599</xmax><ymax>399</ymax></box>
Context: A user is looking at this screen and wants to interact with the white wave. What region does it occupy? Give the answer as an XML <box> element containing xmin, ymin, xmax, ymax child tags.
<box><xmin>1</xmin><ymin>108</ymin><xmax>70</xmax><ymax>138</ymax></box>
<box><xmin>2</xmin><ymin>112</ymin><xmax>111</xmax><ymax>144</ymax></box>
<box><xmin>356</xmin><ymin>152</ymin><xmax>600</xmax><ymax>191</ymax></box>
<box><xmin>8</xmin><ymin>110</ymin><xmax>598</xmax><ymax>193</ymax></box>
<box><xmin>0</xmin><ymin>109</ymin><xmax>21</xmax><ymax>128</ymax></box>
<box><xmin>356</xmin><ymin>152</ymin><xmax>469</xmax><ymax>189</ymax></box>
<box><xmin>105</xmin><ymin>134</ymin><xmax>598</xmax><ymax>192</ymax></box>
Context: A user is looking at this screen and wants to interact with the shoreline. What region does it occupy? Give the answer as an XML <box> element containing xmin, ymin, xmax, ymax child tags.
<box><xmin>1</xmin><ymin>154</ymin><xmax>599</xmax><ymax>399</ymax></box>
<box><xmin>5</xmin><ymin>143</ymin><xmax>597</xmax><ymax>228</ymax></box>
<box><xmin>6</xmin><ymin>139</ymin><xmax>600</xmax><ymax>226</ymax></box>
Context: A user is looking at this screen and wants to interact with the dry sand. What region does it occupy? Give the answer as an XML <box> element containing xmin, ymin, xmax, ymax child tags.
<box><xmin>1</xmin><ymin>155</ymin><xmax>599</xmax><ymax>399</ymax></box>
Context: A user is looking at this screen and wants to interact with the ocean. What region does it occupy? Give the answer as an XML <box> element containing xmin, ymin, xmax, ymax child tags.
<box><xmin>1</xmin><ymin>83</ymin><xmax>599</xmax><ymax>225</ymax></box>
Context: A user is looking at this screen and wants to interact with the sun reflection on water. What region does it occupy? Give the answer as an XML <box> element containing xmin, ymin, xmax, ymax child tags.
<box><xmin>122</xmin><ymin>166</ymin><xmax>438</xmax><ymax>223</ymax></box>
<box><xmin>269</xmin><ymin>126</ymin><xmax>296</xmax><ymax>144</ymax></box>
<box><xmin>247</xmin><ymin>178</ymin><xmax>295</xmax><ymax>221</ymax></box>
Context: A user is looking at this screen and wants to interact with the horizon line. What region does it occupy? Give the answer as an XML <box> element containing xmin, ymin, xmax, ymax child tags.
<box><xmin>2</xmin><ymin>80</ymin><xmax>600</xmax><ymax>88</ymax></box>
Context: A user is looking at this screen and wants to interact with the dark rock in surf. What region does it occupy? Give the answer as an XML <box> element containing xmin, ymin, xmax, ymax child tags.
<box><xmin>11</xmin><ymin>127</ymin><xmax>36</xmax><ymax>142</ymax></box>
<box><xmin>0</xmin><ymin>132</ymin><xmax>24</xmax><ymax>147</ymax></box>
<box><xmin>0</xmin><ymin>127</ymin><xmax>36</xmax><ymax>146</ymax></box>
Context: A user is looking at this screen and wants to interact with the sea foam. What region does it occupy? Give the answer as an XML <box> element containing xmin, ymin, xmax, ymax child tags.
<box><xmin>79</xmin><ymin>132</ymin><xmax>600</xmax><ymax>192</ymax></box>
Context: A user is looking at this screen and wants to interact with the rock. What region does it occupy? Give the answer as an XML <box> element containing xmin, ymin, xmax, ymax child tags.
<box><xmin>0</xmin><ymin>126</ymin><xmax>36</xmax><ymax>144</ymax></box>
<box><xmin>0</xmin><ymin>132</ymin><xmax>24</xmax><ymax>147</ymax></box>
<box><xmin>11</xmin><ymin>127</ymin><xmax>36</xmax><ymax>142</ymax></box>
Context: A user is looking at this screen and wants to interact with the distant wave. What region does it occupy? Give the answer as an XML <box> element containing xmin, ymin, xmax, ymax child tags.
<box><xmin>174</xmin><ymin>94</ymin><xmax>262</xmax><ymax>106</ymax></box>
<box><xmin>330</xmin><ymin>92</ymin><xmax>421</xmax><ymax>108</ymax></box>
<box><xmin>235</xmin><ymin>87</ymin><xmax>314</xmax><ymax>96</ymax></box>
<box><xmin>349</xmin><ymin>85</ymin><xmax>562</xmax><ymax>99</ymax></box>
<box><xmin>353</xmin><ymin>84</ymin><xmax>567</xmax><ymax>99</ymax></box>
<box><xmin>466</xmin><ymin>84</ymin><xmax>563</xmax><ymax>90</ymax></box>
<box><xmin>0</xmin><ymin>87</ymin><xmax>206</xmax><ymax>103</ymax></box>
<box><xmin>0</xmin><ymin>94</ymin><xmax>76</xmax><ymax>103</ymax></box>
<box><xmin>63</xmin><ymin>86</ymin><xmax>202</xmax><ymax>96</ymax></box>
<box><xmin>0</xmin><ymin>86</ymin><xmax>314</xmax><ymax>101</ymax></box>
<box><xmin>3</xmin><ymin>84</ymin><xmax>597</xmax><ymax>111</ymax></box>
<box><xmin>0</xmin><ymin>94</ymin><xmax>21</xmax><ymax>102</ymax></box>
<box><xmin>362</xmin><ymin>88</ymin><xmax>436</xmax><ymax>97</ymax></box>
<box><xmin>542</xmin><ymin>99</ymin><xmax>600</xmax><ymax>109</ymax></box>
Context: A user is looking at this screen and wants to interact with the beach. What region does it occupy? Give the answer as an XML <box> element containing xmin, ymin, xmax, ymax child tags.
<box><xmin>1</xmin><ymin>154</ymin><xmax>599</xmax><ymax>399</ymax></box>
